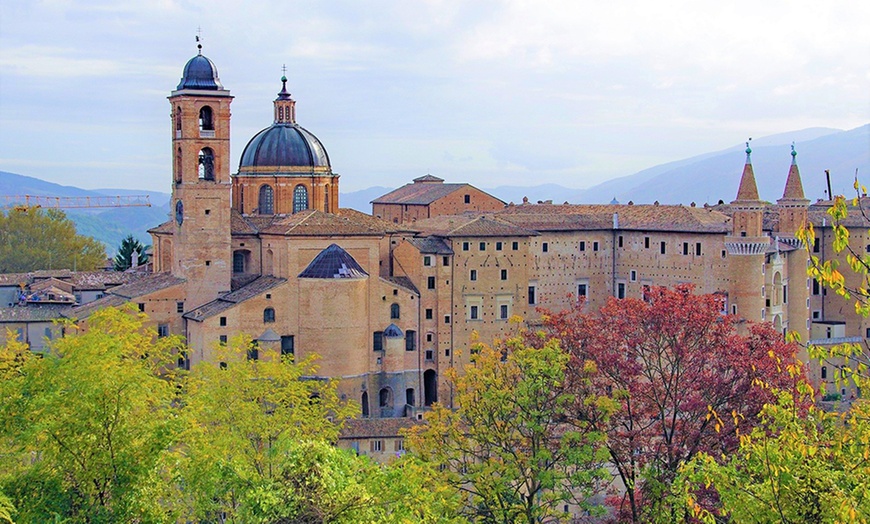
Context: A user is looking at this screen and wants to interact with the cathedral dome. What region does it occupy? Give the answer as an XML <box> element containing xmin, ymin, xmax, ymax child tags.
<box><xmin>239</xmin><ymin>124</ymin><xmax>331</xmax><ymax>169</ymax></box>
<box><xmin>177</xmin><ymin>54</ymin><xmax>224</xmax><ymax>90</ymax></box>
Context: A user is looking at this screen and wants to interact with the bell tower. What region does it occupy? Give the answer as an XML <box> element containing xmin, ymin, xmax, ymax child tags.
<box><xmin>168</xmin><ymin>41</ymin><xmax>234</xmax><ymax>309</ymax></box>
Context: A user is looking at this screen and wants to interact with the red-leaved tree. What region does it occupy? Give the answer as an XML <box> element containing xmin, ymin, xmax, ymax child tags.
<box><xmin>531</xmin><ymin>285</ymin><xmax>805</xmax><ymax>522</ymax></box>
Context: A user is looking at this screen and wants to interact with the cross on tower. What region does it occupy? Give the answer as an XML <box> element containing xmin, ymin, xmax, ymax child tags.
<box><xmin>282</xmin><ymin>64</ymin><xmax>287</xmax><ymax>75</ymax></box>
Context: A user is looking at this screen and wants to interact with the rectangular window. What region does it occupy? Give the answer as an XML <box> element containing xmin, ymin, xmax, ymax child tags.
<box><xmin>395</xmin><ymin>439</ymin><xmax>405</xmax><ymax>452</ymax></box>
<box><xmin>138</xmin><ymin>302</ymin><xmax>145</xmax><ymax>312</ymax></box>
<box><xmin>812</xmin><ymin>279</ymin><xmax>820</xmax><ymax>295</ymax></box>
<box><xmin>281</xmin><ymin>335</ymin><xmax>295</xmax><ymax>356</ymax></box>
<box><xmin>496</xmin><ymin>241</ymin><xmax>503</xmax><ymax>251</ymax></box>
<box><xmin>695</xmin><ymin>242</ymin><xmax>702</xmax><ymax>256</ymax></box>
<box><xmin>470</xmin><ymin>305</ymin><xmax>479</xmax><ymax>320</ymax></box>
<box><xmin>542</xmin><ymin>242</ymin><xmax>549</xmax><ymax>253</ymax></box>
<box><xmin>405</xmin><ymin>330</ymin><xmax>416</xmax><ymax>351</ymax></box>
<box><xmin>425</xmin><ymin>308</ymin><xmax>433</xmax><ymax>320</ymax></box>
<box><xmin>722</xmin><ymin>250</ymin><xmax>727</xmax><ymax>258</ymax></box>
<box><xmin>617</xmin><ymin>282</ymin><xmax>626</xmax><ymax>299</ymax></box>
<box><xmin>813</xmin><ymin>238</ymin><xmax>820</xmax><ymax>253</ymax></box>
<box><xmin>644</xmin><ymin>237</ymin><xmax>650</xmax><ymax>249</ymax></box>
<box><xmin>579</xmin><ymin>241</ymin><xmax>586</xmax><ymax>252</ymax></box>
<box><xmin>500</xmin><ymin>269</ymin><xmax>508</xmax><ymax>280</ymax></box>
<box><xmin>445</xmin><ymin>315</ymin><xmax>451</xmax><ymax>324</ymax></box>
<box><xmin>783</xmin><ymin>285</ymin><xmax>788</xmax><ymax>304</ymax></box>
<box><xmin>247</xmin><ymin>345</ymin><xmax>259</xmax><ymax>361</ymax></box>
<box><xmin>372</xmin><ymin>440</ymin><xmax>383</xmax><ymax>452</ymax></box>
<box><xmin>426</xmin><ymin>332</ymin><xmax>433</xmax><ymax>342</ymax></box>
<box><xmin>593</xmin><ymin>241</ymin><xmax>599</xmax><ymax>252</ymax></box>
<box><xmin>442</xmin><ymin>256</ymin><xmax>450</xmax><ymax>266</ymax></box>
<box><xmin>478</xmin><ymin>241</ymin><xmax>486</xmax><ymax>251</ymax></box>
<box><xmin>500</xmin><ymin>304</ymin><xmax>509</xmax><ymax>319</ymax></box>
<box><xmin>219</xmin><ymin>316</ymin><xmax>227</xmax><ymax>326</ymax></box>
<box><xmin>177</xmin><ymin>301</ymin><xmax>184</xmax><ymax>313</ymax></box>
<box><xmin>427</xmin><ymin>276</ymin><xmax>436</xmax><ymax>289</ymax></box>
<box><xmin>578</xmin><ymin>283</ymin><xmax>588</xmax><ymax>298</ymax></box>
<box><xmin>618</xmin><ymin>235</ymin><xmax>624</xmax><ymax>248</ymax></box>
<box><xmin>630</xmin><ymin>270</ymin><xmax>637</xmax><ymax>282</ymax></box>
<box><xmin>528</xmin><ymin>285</ymin><xmax>536</xmax><ymax>305</ymax></box>
<box><xmin>512</xmin><ymin>241</ymin><xmax>519</xmax><ymax>250</ymax></box>
<box><xmin>464</xmin><ymin>194</ymin><xmax>470</xmax><ymax>204</ymax></box>
<box><xmin>157</xmin><ymin>324</ymin><xmax>169</xmax><ymax>338</ymax></box>
<box><xmin>683</xmin><ymin>242</ymin><xmax>689</xmax><ymax>255</ymax></box>
<box><xmin>373</xmin><ymin>331</ymin><xmax>384</xmax><ymax>351</ymax></box>
<box><xmin>177</xmin><ymin>351</ymin><xmax>189</xmax><ymax>370</ymax></box>
<box><xmin>812</xmin><ymin>310</ymin><xmax>821</xmax><ymax>320</ymax></box>
<box><xmin>219</xmin><ymin>335</ymin><xmax>227</xmax><ymax>345</ymax></box>
<box><xmin>462</xmin><ymin>242</ymin><xmax>469</xmax><ymax>251</ymax></box>
<box><xmin>660</xmin><ymin>241</ymin><xmax>666</xmax><ymax>254</ymax></box>
<box><xmin>470</xmin><ymin>269</ymin><xmax>477</xmax><ymax>281</ymax></box>
<box><xmin>425</xmin><ymin>349</ymin><xmax>434</xmax><ymax>361</ymax></box>
<box><xmin>423</xmin><ymin>255</ymin><xmax>432</xmax><ymax>266</ymax></box>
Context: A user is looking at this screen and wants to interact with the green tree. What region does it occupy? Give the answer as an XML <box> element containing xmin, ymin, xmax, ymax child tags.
<box><xmin>0</xmin><ymin>306</ymin><xmax>182</xmax><ymax>523</ymax></box>
<box><xmin>0</xmin><ymin>207</ymin><xmax>106</xmax><ymax>272</ymax></box>
<box><xmin>678</xmin><ymin>385</ymin><xmax>870</xmax><ymax>523</ymax></box>
<box><xmin>113</xmin><ymin>234</ymin><xmax>150</xmax><ymax>271</ymax></box>
<box><xmin>405</xmin><ymin>334</ymin><xmax>612</xmax><ymax>523</ymax></box>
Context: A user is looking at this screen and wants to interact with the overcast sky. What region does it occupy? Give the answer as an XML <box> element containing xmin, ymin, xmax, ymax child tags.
<box><xmin>1</xmin><ymin>0</ymin><xmax>868</xmax><ymax>193</ymax></box>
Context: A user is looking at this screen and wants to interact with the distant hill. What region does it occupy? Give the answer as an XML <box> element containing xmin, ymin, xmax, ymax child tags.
<box><xmin>0</xmin><ymin>171</ymin><xmax>170</xmax><ymax>253</ymax></box>
<box><xmin>4</xmin><ymin>124</ymin><xmax>866</xmax><ymax>248</ymax></box>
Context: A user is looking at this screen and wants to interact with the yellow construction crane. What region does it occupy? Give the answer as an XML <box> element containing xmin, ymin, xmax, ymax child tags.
<box><xmin>1</xmin><ymin>194</ymin><xmax>151</xmax><ymax>211</ymax></box>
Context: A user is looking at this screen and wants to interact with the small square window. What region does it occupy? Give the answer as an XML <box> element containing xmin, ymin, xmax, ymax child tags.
<box><xmin>423</xmin><ymin>256</ymin><xmax>432</xmax><ymax>266</ymax></box>
<box><xmin>444</xmin><ymin>315</ymin><xmax>451</xmax><ymax>324</ymax></box>
<box><xmin>219</xmin><ymin>316</ymin><xmax>227</xmax><ymax>326</ymax></box>
<box><xmin>138</xmin><ymin>303</ymin><xmax>145</xmax><ymax>312</ymax></box>
<box><xmin>219</xmin><ymin>335</ymin><xmax>227</xmax><ymax>345</ymax></box>
<box><xmin>205</xmin><ymin>260</ymin><xmax>211</xmax><ymax>266</ymax></box>
<box><xmin>464</xmin><ymin>194</ymin><xmax>470</xmax><ymax>204</ymax></box>
<box><xmin>496</xmin><ymin>241</ymin><xmax>503</xmax><ymax>251</ymax></box>
<box><xmin>205</xmin><ymin>209</ymin><xmax>210</xmax><ymax>215</ymax></box>
<box><xmin>281</xmin><ymin>335</ymin><xmax>295</xmax><ymax>355</ymax></box>
<box><xmin>426</xmin><ymin>333</ymin><xmax>433</xmax><ymax>342</ymax></box>
<box><xmin>512</xmin><ymin>241</ymin><xmax>519</xmax><ymax>250</ymax></box>
<box><xmin>427</xmin><ymin>276</ymin><xmax>436</xmax><ymax>289</ymax></box>
<box><xmin>442</xmin><ymin>256</ymin><xmax>449</xmax><ymax>266</ymax></box>
<box><xmin>177</xmin><ymin>301</ymin><xmax>184</xmax><ymax>313</ymax></box>
<box><xmin>500</xmin><ymin>269</ymin><xmax>508</xmax><ymax>280</ymax></box>
<box><xmin>579</xmin><ymin>241</ymin><xmax>586</xmax><ymax>252</ymax></box>
<box><xmin>157</xmin><ymin>324</ymin><xmax>169</xmax><ymax>338</ymax></box>
<box><xmin>425</xmin><ymin>308</ymin><xmax>433</xmax><ymax>320</ymax></box>
<box><xmin>542</xmin><ymin>242</ymin><xmax>549</xmax><ymax>253</ymax></box>
<box><xmin>462</xmin><ymin>242</ymin><xmax>469</xmax><ymax>251</ymax></box>
<box><xmin>593</xmin><ymin>241</ymin><xmax>599</xmax><ymax>252</ymax></box>
<box><xmin>445</xmin><ymin>348</ymin><xmax>451</xmax><ymax>357</ymax></box>
<box><xmin>578</xmin><ymin>284</ymin><xmax>588</xmax><ymax>297</ymax></box>
<box><xmin>470</xmin><ymin>269</ymin><xmax>477</xmax><ymax>281</ymax></box>
<box><xmin>479</xmin><ymin>242</ymin><xmax>486</xmax><ymax>251</ymax></box>
<box><xmin>425</xmin><ymin>349</ymin><xmax>434</xmax><ymax>361</ymax></box>
<box><xmin>266</xmin><ymin>293</ymin><xmax>271</xmax><ymax>299</ymax></box>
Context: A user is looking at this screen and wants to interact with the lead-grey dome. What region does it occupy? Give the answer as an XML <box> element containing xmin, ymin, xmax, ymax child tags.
<box><xmin>239</xmin><ymin>124</ymin><xmax>330</xmax><ymax>169</ymax></box>
<box><xmin>177</xmin><ymin>54</ymin><xmax>224</xmax><ymax>90</ymax></box>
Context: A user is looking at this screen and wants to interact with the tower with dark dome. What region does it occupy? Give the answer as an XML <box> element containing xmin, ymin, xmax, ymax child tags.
<box><xmin>167</xmin><ymin>42</ymin><xmax>234</xmax><ymax>309</ymax></box>
<box><xmin>232</xmin><ymin>75</ymin><xmax>339</xmax><ymax>215</ymax></box>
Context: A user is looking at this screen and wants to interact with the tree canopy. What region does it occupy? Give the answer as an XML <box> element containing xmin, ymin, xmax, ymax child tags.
<box><xmin>113</xmin><ymin>234</ymin><xmax>150</xmax><ymax>271</ymax></box>
<box><xmin>0</xmin><ymin>207</ymin><xmax>106</xmax><ymax>272</ymax></box>
<box><xmin>406</xmin><ymin>334</ymin><xmax>612</xmax><ymax>523</ymax></box>
<box><xmin>533</xmin><ymin>285</ymin><xmax>806</xmax><ymax>522</ymax></box>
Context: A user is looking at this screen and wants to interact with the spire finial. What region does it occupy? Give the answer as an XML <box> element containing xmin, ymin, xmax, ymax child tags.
<box><xmin>745</xmin><ymin>137</ymin><xmax>752</xmax><ymax>164</ymax></box>
<box><xmin>791</xmin><ymin>142</ymin><xmax>797</xmax><ymax>165</ymax></box>
<box><xmin>196</xmin><ymin>27</ymin><xmax>203</xmax><ymax>55</ymax></box>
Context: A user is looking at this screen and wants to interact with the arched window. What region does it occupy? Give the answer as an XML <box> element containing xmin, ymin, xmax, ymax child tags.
<box><xmin>263</xmin><ymin>307</ymin><xmax>276</xmax><ymax>323</ymax></box>
<box><xmin>198</xmin><ymin>148</ymin><xmax>215</xmax><ymax>180</ymax></box>
<box><xmin>379</xmin><ymin>387</ymin><xmax>392</xmax><ymax>408</ymax></box>
<box><xmin>258</xmin><ymin>185</ymin><xmax>274</xmax><ymax>215</ymax></box>
<box><xmin>175</xmin><ymin>107</ymin><xmax>182</xmax><ymax>133</ymax></box>
<box><xmin>324</xmin><ymin>184</ymin><xmax>330</xmax><ymax>211</ymax></box>
<box><xmin>293</xmin><ymin>184</ymin><xmax>308</xmax><ymax>213</ymax></box>
<box><xmin>390</xmin><ymin>303</ymin><xmax>400</xmax><ymax>319</ymax></box>
<box><xmin>175</xmin><ymin>148</ymin><xmax>182</xmax><ymax>184</ymax></box>
<box><xmin>198</xmin><ymin>106</ymin><xmax>214</xmax><ymax>131</ymax></box>
<box><xmin>278</xmin><ymin>106</ymin><xmax>284</xmax><ymax>121</ymax></box>
<box><xmin>361</xmin><ymin>391</ymin><xmax>369</xmax><ymax>418</ymax></box>
<box><xmin>264</xmin><ymin>249</ymin><xmax>274</xmax><ymax>275</ymax></box>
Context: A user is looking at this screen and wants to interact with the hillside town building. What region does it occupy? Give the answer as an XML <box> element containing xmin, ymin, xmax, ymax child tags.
<box><xmin>0</xmin><ymin>46</ymin><xmax>863</xmax><ymax>441</ymax></box>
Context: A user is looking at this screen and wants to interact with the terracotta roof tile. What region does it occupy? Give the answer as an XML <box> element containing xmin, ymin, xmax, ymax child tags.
<box><xmin>498</xmin><ymin>203</ymin><xmax>730</xmax><ymax>233</ymax></box>
<box><xmin>339</xmin><ymin>417</ymin><xmax>422</xmax><ymax>439</ymax></box>
<box><xmin>183</xmin><ymin>275</ymin><xmax>287</xmax><ymax>322</ymax></box>
<box><xmin>62</xmin><ymin>295</ymin><xmax>129</xmax><ymax>319</ymax></box>
<box><xmin>781</xmin><ymin>162</ymin><xmax>807</xmax><ymax>201</ymax></box>
<box><xmin>382</xmin><ymin>276</ymin><xmax>419</xmax><ymax>295</ymax></box>
<box><xmin>372</xmin><ymin>181</ymin><xmax>501</xmax><ymax>205</ymax></box>
<box><xmin>148</xmin><ymin>219</ymin><xmax>174</xmax><ymax>234</ymax></box>
<box><xmin>0</xmin><ymin>304</ymin><xmax>68</xmax><ymax>322</ymax></box>
<box><xmin>406</xmin><ymin>237</ymin><xmax>453</xmax><ymax>255</ymax></box>
<box><xmin>734</xmin><ymin>162</ymin><xmax>760</xmax><ymax>202</ymax></box>
<box><xmin>107</xmin><ymin>273</ymin><xmax>185</xmax><ymax>299</ymax></box>
<box><xmin>260</xmin><ymin>210</ymin><xmax>385</xmax><ymax>237</ymax></box>
<box><xmin>410</xmin><ymin>214</ymin><xmax>537</xmax><ymax>237</ymax></box>
<box><xmin>337</xmin><ymin>208</ymin><xmax>413</xmax><ymax>233</ymax></box>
